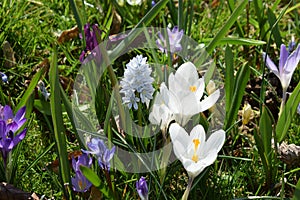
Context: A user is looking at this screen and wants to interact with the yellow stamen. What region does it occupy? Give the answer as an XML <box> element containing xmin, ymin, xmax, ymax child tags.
<box><xmin>6</xmin><ymin>118</ymin><xmax>13</xmax><ymax>124</ymax></box>
<box><xmin>189</xmin><ymin>85</ymin><xmax>197</xmax><ymax>92</ymax></box>
<box><xmin>191</xmin><ymin>139</ymin><xmax>200</xmax><ymax>163</ymax></box>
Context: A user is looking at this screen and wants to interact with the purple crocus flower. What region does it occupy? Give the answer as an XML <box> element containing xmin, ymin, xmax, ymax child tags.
<box><xmin>156</xmin><ymin>26</ymin><xmax>184</xmax><ymax>57</ymax></box>
<box><xmin>263</xmin><ymin>44</ymin><xmax>300</xmax><ymax>102</ymax></box>
<box><xmin>0</xmin><ymin>72</ymin><xmax>8</xmax><ymax>83</ymax></box>
<box><xmin>0</xmin><ymin>120</ymin><xmax>27</xmax><ymax>167</ymax></box>
<box><xmin>0</xmin><ymin>105</ymin><xmax>26</xmax><ymax>133</ymax></box>
<box><xmin>71</xmin><ymin>153</ymin><xmax>93</xmax><ymax>192</ymax></box>
<box><xmin>136</xmin><ymin>176</ymin><xmax>148</xmax><ymax>200</ymax></box>
<box><xmin>297</xmin><ymin>103</ymin><xmax>300</xmax><ymax>115</ymax></box>
<box><xmin>79</xmin><ymin>23</ymin><xmax>102</xmax><ymax>63</ymax></box>
<box><xmin>82</xmin><ymin>138</ymin><xmax>115</xmax><ymax>171</ymax></box>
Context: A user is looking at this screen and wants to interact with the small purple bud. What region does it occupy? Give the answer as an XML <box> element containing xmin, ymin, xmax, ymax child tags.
<box><xmin>136</xmin><ymin>177</ymin><xmax>148</xmax><ymax>200</ymax></box>
<box><xmin>151</xmin><ymin>0</ymin><xmax>155</xmax><ymax>7</ymax></box>
<box><xmin>0</xmin><ymin>72</ymin><xmax>8</xmax><ymax>83</ymax></box>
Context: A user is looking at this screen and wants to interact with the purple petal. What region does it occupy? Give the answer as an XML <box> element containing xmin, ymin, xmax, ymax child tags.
<box><xmin>12</xmin><ymin>128</ymin><xmax>27</xmax><ymax>148</ymax></box>
<box><xmin>14</xmin><ymin>106</ymin><xmax>26</xmax><ymax>122</ymax></box>
<box><xmin>3</xmin><ymin>105</ymin><xmax>13</xmax><ymax>121</ymax></box>
<box><xmin>262</xmin><ymin>52</ymin><xmax>279</xmax><ymax>77</ymax></box>
<box><xmin>279</xmin><ymin>44</ymin><xmax>289</xmax><ymax>74</ymax></box>
<box><xmin>284</xmin><ymin>44</ymin><xmax>300</xmax><ymax>73</ymax></box>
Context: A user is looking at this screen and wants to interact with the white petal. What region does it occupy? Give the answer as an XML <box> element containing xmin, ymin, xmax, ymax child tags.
<box><xmin>175</xmin><ymin>62</ymin><xmax>199</xmax><ymax>84</ymax></box>
<box><xmin>198</xmin><ymin>89</ymin><xmax>220</xmax><ymax>112</ymax></box>
<box><xmin>204</xmin><ymin>129</ymin><xmax>226</xmax><ymax>153</ymax></box>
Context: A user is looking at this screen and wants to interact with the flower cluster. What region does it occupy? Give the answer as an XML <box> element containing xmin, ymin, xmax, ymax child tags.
<box><xmin>79</xmin><ymin>23</ymin><xmax>102</xmax><ymax>64</ymax></box>
<box><xmin>156</xmin><ymin>26</ymin><xmax>184</xmax><ymax>58</ymax></box>
<box><xmin>83</xmin><ymin>138</ymin><xmax>115</xmax><ymax>171</ymax></box>
<box><xmin>149</xmin><ymin>62</ymin><xmax>220</xmax><ymax>129</ymax></box>
<box><xmin>0</xmin><ymin>105</ymin><xmax>27</xmax><ymax>167</ymax></box>
<box><xmin>71</xmin><ymin>153</ymin><xmax>93</xmax><ymax>192</ymax></box>
<box><xmin>120</xmin><ymin>55</ymin><xmax>154</xmax><ymax>110</ymax></box>
<box><xmin>149</xmin><ymin>61</ymin><xmax>224</xmax><ymax>199</ymax></box>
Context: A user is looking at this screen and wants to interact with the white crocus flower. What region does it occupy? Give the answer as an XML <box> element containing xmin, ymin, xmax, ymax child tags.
<box><xmin>149</xmin><ymin>83</ymin><xmax>177</xmax><ymax>131</ymax></box>
<box><xmin>126</xmin><ymin>0</ymin><xmax>142</xmax><ymax>6</ymax></box>
<box><xmin>169</xmin><ymin>123</ymin><xmax>225</xmax><ymax>199</ymax></box>
<box><xmin>168</xmin><ymin>62</ymin><xmax>220</xmax><ymax>126</ymax></box>
<box><xmin>170</xmin><ymin>123</ymin><xmax>225</xmax><ymax>178</ymax></box>
<box><xmin>149</xmin><ymin>61</ymin><xmax>220</xmax><ymax>129</ymax></box>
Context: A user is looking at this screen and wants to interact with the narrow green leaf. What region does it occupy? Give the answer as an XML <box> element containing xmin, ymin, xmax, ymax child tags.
<box><xmin>80</xmin><ymin>165</ymin><xmax>101</xmax><ymax>187</ymax></box>
<box><xmin>225</xmin><ymin>46</ymin><xmax>234</xmax><ymax>115</ymax></box>
<box><xmin>206</xmin><ymin>0</ymin><xmax>248</xmax><ymax>54</ymax></box>
<box><xmin>80</xmin><ymin>165</ymin><xmax>112</xmax><ymax>198</ymax></box>
<box><xmin>49</xmin><ymin>46</ymin><xmax>71</xmax><ymax>197</ymax></box>
<box><xmin>276</xmin><ymin>81</ymin><xmax>300</xmax><ymax>142</ymax></box>
<box><xmin>293</xmin><ymin>178</ymin><xmax>300</xmax><ymax>200</ymax></box>
<box><xmin>60</xmin><ymin>85</ymin><xmax>85</xmax><ymax>148</ymax></box>
<box><xmin>259</xmin><ymin>106</ymin><xmax>273</xmax><ymax>159</ymax></box>
<box><xmin>225</xmin><ymin>63</ymin><xmax>250</xmax><ymax>130</ymax></box>
<box><xmin>15</xmin><ymin>67</ymin><xmax>45</xmax><ymax>111</ymax></box>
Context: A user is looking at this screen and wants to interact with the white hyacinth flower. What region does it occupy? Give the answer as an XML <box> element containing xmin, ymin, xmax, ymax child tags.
<box><xmin>120</xmin><ymin>55</ymin><xmax>154</xmax><ymax>110</ymax></box>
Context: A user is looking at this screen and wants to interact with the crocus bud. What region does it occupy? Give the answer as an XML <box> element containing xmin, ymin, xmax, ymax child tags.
<box><xmin>136</xmin><ymin>177</ymin><xmax>148</xmax><ymax>200</ymax></box>
<box><xmin>242</xmin><ymin>102</ymin><xmax>253</xmax><ymax>125</ymax></box>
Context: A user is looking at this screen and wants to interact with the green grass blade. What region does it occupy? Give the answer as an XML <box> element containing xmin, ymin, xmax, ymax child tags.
<box><xmin>60</xmin><ymin>85</ymin><xmax>85</xmax><ymax>148</ymax></box>
<box><xmin>276</xmin><ymin>81</ymin><xmax>300</xmax><ymax>142</ymax></box>
<box><xmin>203</xmin><ymin>37</ymin><xmax>266</xmax><ymax>46</ymax></box>
<box><xmin>267</xmin><ymin>8</ymin><xmax>282</xmax><ymax>48</ymax></box>
<box><xmin>206</xmin><ymin>0</ymin><xmax>248</xmax><ymax>54</ymax></box>
<box><xmin>49</xmin><ymin>46</ymin><xmax>71</xmax><ymax>198</ymax></box>
<box><xmin>18</xmin><ymin>142</ymin><xmax>55</xmax><ymax>182</ymax></box>
<box><xmin>109</xmin><ymin>0</ymin><xmax>169</xmax><ymax>61</ymax></box>
<box><xmin>178</xmin><ymin>0</ymin><xmax>183</xmax><ymax>30</ymax></box>
<box><xmin>225</xmin><ymin>63</ymin><xmax>250</xmax><ymax>130</ymax></box>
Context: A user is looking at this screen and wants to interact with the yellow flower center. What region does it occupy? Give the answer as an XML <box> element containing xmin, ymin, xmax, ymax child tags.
<box><xmin>6</xmin><ymin>118</ymin><xmax>13</xmax><ymax>124</ymax></box>
<box><xmin>192</xmin><ymin>139</ymin><xmax>200</xmax><ymax>163</ymax></box>
<box><xmin>189</xmin><ymin>85</ymin><xmax>197</xmax><ymax>92</ymax></box>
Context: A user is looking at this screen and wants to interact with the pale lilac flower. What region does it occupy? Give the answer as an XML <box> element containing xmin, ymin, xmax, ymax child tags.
<box><xmin>37</xmin><ymin>81</ymin><xmax>50</xmax><ymax>100</ymax></box>
<box><xmin>0</xmin><ymin>105</ymin><xmax>26</xmax><ymax>133</ymax></box>
<box><xmin>82</xmin><ymin>138</ymin><xmax>115</xmax><ymax>170</ymax></box>
<box><xmin>297</xmin><ymin>103</ymin><xmax>300</xmax><ymax>115</ymax></box>
<box><xmin>263</xmin><ymin>44</ymin><xmax>300</xmax><ymax>101</ymax></box>
<box><xmin>136</xmin><ymin>177</ymin><xmax>148</xmax><ymax>200</ymax></box>
<box><xmin>0</xmin><ymin>120</ymin><xmax>27</xmax><ymax>167</ymax></box>
<box><xmin>0</xmin><ymin>72</ymin><xmax>8</xmax><ymax>83</ymax></box>
<box><xmin>156</xmin><ymin>26</ymin><xmax>184</xmax><ymax>56</ymax></box>
<box><xmin>71</xmin><ymin>153</ymin><xmax>92</xmax><ymax>192</ymax></box>
<box><xmin>120</xmin><ymin>55</ymin><xmax>154</xmax><ymax>110</ymax></box>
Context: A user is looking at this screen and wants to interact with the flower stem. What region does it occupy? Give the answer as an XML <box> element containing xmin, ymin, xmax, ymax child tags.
<box><xmin>279</xmin><ymin>88</ymin><xmax>287</xmax><ymax>117</ymax></box>
<box><xmin>182</xmin><ymin>177</ymin><xmax>194</xmax><ymax>200</ymax></box>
